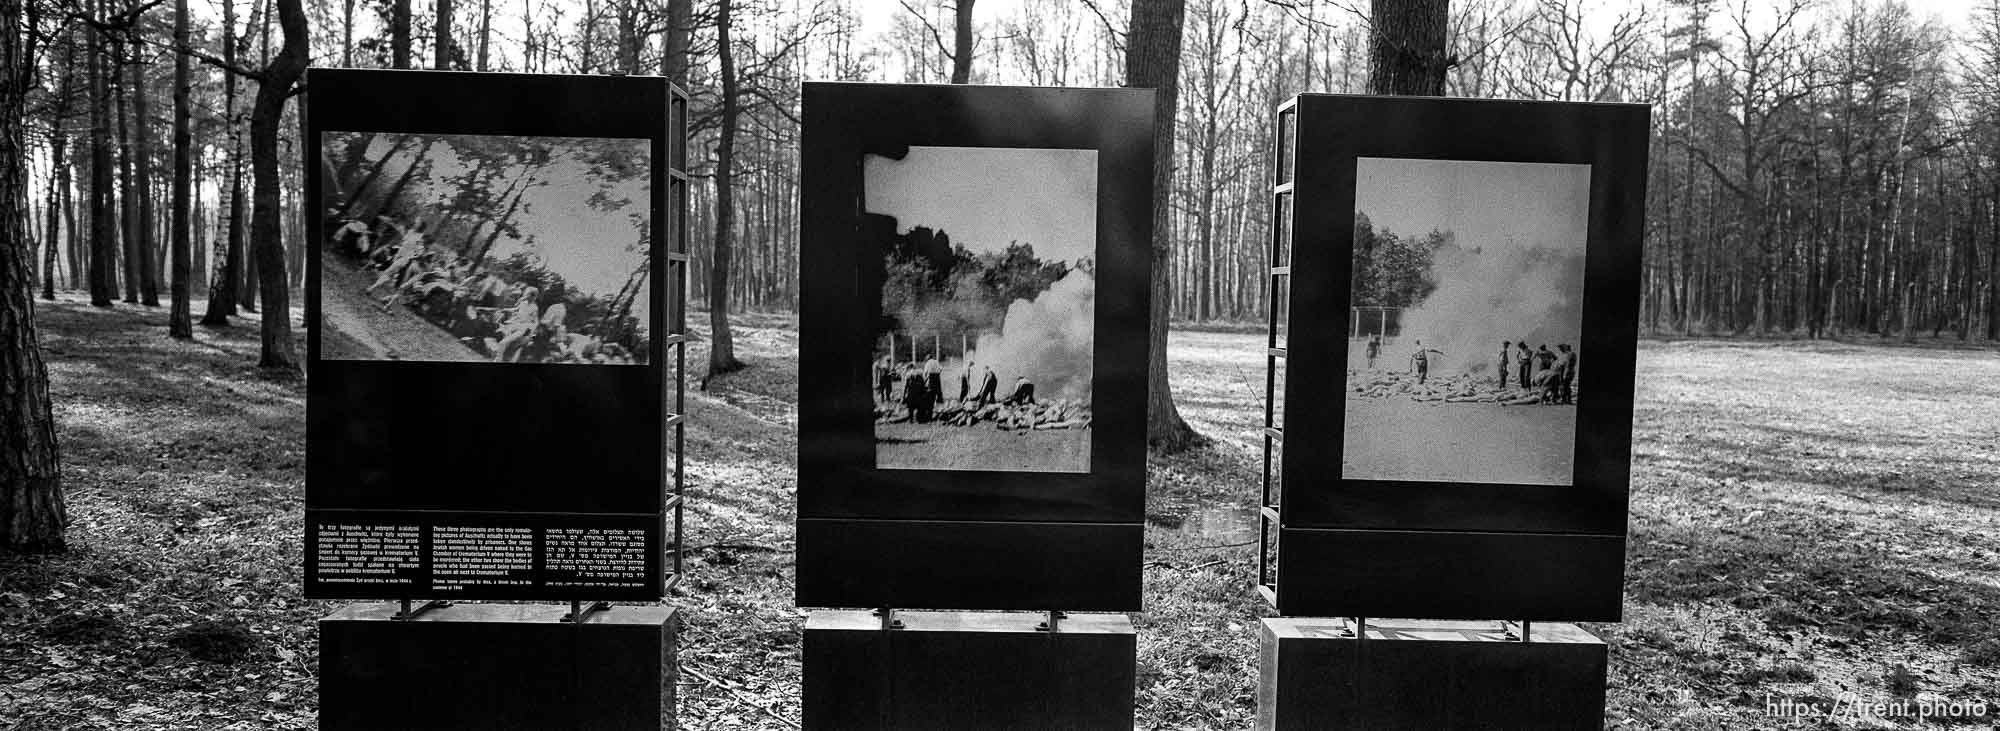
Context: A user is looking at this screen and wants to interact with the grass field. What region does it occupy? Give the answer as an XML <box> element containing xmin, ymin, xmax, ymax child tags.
<box><xmin>1</xmin><ymin>299</ymin><xmax>1996</xmax><ymax>729</ymax></box>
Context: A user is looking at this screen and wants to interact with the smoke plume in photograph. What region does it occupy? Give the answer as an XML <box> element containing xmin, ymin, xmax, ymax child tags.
<box><xmin>866</xmin><ymin>146</ymin><xmax>1097</xmax><ymax>474</ymax></box>
<box><xmin>318</xmin><ymin>132</ymin><xmax>651</xmax><ymax>365</ymax></box>
<box><xmin>1340</xmin><ymin>158</ymin><xmax>1589</xmax><ymax>486</ymax></box>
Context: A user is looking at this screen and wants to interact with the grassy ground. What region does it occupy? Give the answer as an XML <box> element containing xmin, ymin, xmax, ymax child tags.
<box><xmin>3</xmin><ymin>298</ymin><xmax>1997</xmax><ymax>729</ymax></box>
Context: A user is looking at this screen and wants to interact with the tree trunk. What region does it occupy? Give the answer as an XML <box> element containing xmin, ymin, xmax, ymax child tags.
<box><xmin>475</xmin><ymin>0</ymin><xmax>490</xmax><ymax>70</ymax></box>
<box><xmin>88</xmin><ymin>11</ymin><xmax>118</xmax><ymax>307</ymax></box>
<box><xmin>131</xmin><ymin>40</ymin><xmax>159</xmax><ymax>307</ymax></box>
<box><xmin>116</xmin><ymin>36</ymin><xmax>142</xmax><ymax>304</ymax></box>
<box><xmin>1366</xmin><ymin>0</ymin><xmax>1449</xmax><ymax>96</ymax></box>
<box><xmin>707</xmin><ymin>0</ymin><xmax>743</xmax><ymax>376</ymax></box>
<box><xmin>392</xmin><ymin>0</ymin><xmax>411</xmax><ymax>68</ymax></box>
<box><xmin>41</xmin><ymin>119</ymin><xmax>63</xmax><ymax>302</ymax></box>
<box><xmin>663</xmin><ymin>0</ymin><xmax>688</xmax><ymax>82</ymax></box>
<box><xmin>1127</xmin><ymin>0</ymin><xmax>1198</xmax><ymax>452</ymax></box>
<box><xmin>341</xmin><ymin>0</ymin><xmax>355</xmax><ymax>67</ymax></box>
<box><xmin>65</xmin><ymin>138</ymin><xmax>81</xmax><ymax>290</ymax></box>
<box><xmin>202</xmin><ymin>0</ymin><xmax>243</xmax><ymax>324</ymax></box>
<box><xmin>951</xmin><ymin>0</ymin><xmax>976</xmax><ymax>83</ymax></box>
<box><xmin>252</xmin><ymin>0</ymin><xmax>309</xmax><ymax>374</ymax></box>
<box><xmin>0</xmin><ymin>0</ymin><xmax>68</xmax><ymax>552</ymax></box>
<box><xmin>170</xmin><ymin>0</ymin><xmax>194</xmax><ymax>337</ymax></box>
<box><xmin>434</xmin><ymin>0</ymin><xmax>453</xmax><ymax>69</ymax></box>
<box><xmin>616</xmin><ymin>0</ymin><xmax>639</xmax><ymax>74</ymax></box>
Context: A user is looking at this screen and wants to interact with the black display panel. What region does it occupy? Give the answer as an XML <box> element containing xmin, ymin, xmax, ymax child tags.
<box><xmin>304</xmin><ymin>69</ymin><xmax>681</xmax><ymax>601</ymax></box>
<box><xmin>1260</xmin><ymin>94</ymin><xmax>1649</xmax><ymax>621</ymax></box>
<box><xmin>796</xmin><ymin>83</ymin><xmax>1154</xmax><ymax>611</ymax></box>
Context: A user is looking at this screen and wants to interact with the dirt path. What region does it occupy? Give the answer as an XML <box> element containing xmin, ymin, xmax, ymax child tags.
<box><xmin>318</xmin><ymin>252</ymin><xmax>487</xmax><ymax>363</ymax></box>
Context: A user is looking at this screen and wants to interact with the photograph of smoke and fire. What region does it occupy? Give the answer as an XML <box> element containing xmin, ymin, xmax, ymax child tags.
<box><xmin>318</xmin><ymin>131</ymin><xmax>652</xmax><ymax>365</ymax></box>
<box><xmin>865</xmin><ymin>146</ymin><xmax>1097</xmax><ymax>473</ymax></box>
<box><xmin>1341</xmin><ymin>157</ymin><xmax>1589</xmax><ymax>486</ymax></box>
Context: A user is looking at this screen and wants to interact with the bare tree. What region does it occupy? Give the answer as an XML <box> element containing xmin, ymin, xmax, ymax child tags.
<box><xmin>1</xmin><ymin>0</ymin><xmax>68</xmax><ymax>552</ymax></box>
<box><xmin>1128</xmin><ymin>0</ymin><xmax>1199</xmax><ymax>451</ymax></box>
<box><xmin>87</xmin><ymin>2</ymin><xmax>117</xmax><ymax>307</ymax></box>
<box><xmin>951</xmin><ymin>0</ymin><xmax>974</xmax><ymax>83</ymax></box>
<box><xmin>170</xmin><ymin>0</ymin><xmax>193</xmax><ymax>337</ymax></box>
<box><xmin>129</xmin><ymin>28</ymin><xmax>159</xmax><ymax>307</ymax></box>
<box><xmin>202</xmin><ymin>0</ymin><xmax>245</xmax><ymax>324</ymax></box>
<box><xmin>707</xmin><ymin>0</ymin><xmax>744</xmax><ymax>376</ymax></box>
<box><xmin>249</xmin><ymin>0</ymin><xmax>309</xmax><ymax>373</ymax></box>
<box><xmin>393</xmin><ymin>0</ymin><xmax>412</xmax><ymax>68</ymax></box>
<box><xmin>436</xmin><ymin>0</ymin><xmax>454</xmax><ymax>69</ymax></box>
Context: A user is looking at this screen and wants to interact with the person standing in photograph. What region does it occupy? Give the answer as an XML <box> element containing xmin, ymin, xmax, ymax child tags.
<box><xmin>973</xmin><ymin>363</ymin><xmax>999</xmax><ymax>408</ymax></box>
<box><xmin>924</xmin><ymin>356</ymin><xmax>943</xmax><ymax>406</ymax></box>
<box><xmin>1534</xmin><ymin>344</ymin><xmax>1560</xmax><ymax>403</ymax></box>
<box><xmin>1498</xmin><ymin>340</ymin><xmax>1512</xmax><ymax>388</ymax></box>
<box><xmin>960</xmin><ymin>360</ymin><xmax>974</xmax><ymax>403</ymax></box>
<box><xmin>903</xmin><ymin>365</ymin><xmax>933</xmax><ymax>423</ymax></box>
<box><xmin>876</xmin><ymin>356</ymin><xmax>895</xmax><ymax>406</ymax></box>
<box><xmin>1516</xmin><ymin>341</ymin><xmax>1532</xmax><ymax>389</ymax></box>
<box><xmin>1410</xmin><ymin>340</ymin><xmax>1442</xmax><ymax>385</ymax></box>
<box><xmin>1558</xmin><ymin>344</ymin><xmax>1578</xmax><ymax>404</ymax></box>
<box><xmin>1366</xmin><ymin>334</ymin><xmax>1382</xmax><ymax>369</ymax></box>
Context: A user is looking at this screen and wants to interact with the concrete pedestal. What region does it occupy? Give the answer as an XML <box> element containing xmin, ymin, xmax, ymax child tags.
<box><xmin>1258</xmin><ymin>618</ymin><xmax>1606</xmax><ymax>730</ymax></box>
<box><xmin>320</xmin><ymin>602</ymin><xmax>678</xmax><ymax>730</ymax></box>
<box><xmin>803</xmin><ymin>609</ymin><xmax>1135</xmax><ymax>730</ymax></box>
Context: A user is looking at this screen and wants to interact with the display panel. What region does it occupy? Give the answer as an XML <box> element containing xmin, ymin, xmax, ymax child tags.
<box><xmin>1264</xmin><ymin>94</ymin><xmax>1648</xmax><ymax>621</ymax></box>
<box><xmin>303</xmin><ymin>69</ymin><xmax>679</xmax><ymax>601</ymax></box>
<box><xmin>797</xmin><ymin>83</ymin><xmax>1154</xmax><ymax>611</ymax></box>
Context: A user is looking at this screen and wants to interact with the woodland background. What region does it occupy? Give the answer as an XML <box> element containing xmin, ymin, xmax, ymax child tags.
<box><xmin>4</xmin><ymin>0</ymin><xmax>2000</xmax><ymax>350</ymax></box>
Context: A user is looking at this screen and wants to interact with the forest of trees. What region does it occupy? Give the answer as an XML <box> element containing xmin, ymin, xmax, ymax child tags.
<box><xmin>3</xmin><ymin>0</ymin><xmax>1994</xmax><ymax>365</ymax></box>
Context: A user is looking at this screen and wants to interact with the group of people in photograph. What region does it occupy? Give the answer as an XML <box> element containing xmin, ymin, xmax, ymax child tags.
<box><xmin>873</xmin><ymin>355</ymin><xmax>1042</xmax><ymax>425</ymax></box>
<box><xmin>1354</xmin><ymin>332</ymin><xmax>1578</xmax><ymax>405</ymax></box>
<box><xmin>1497</xmin><ymin>340</ymin><xmax>1578</xmax><ymax>404</ymax></box>
<box><xmin>329</xmin><ymin>213</ymin><xmax>639</xmax><ymax>365</ymax></box>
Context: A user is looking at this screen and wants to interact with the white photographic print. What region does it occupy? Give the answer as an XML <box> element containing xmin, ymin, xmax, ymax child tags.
<box><xmin>319</xmin><ymin>132</ymin><xmax>652</xmax><ymax>365</ymax></box>
<box><xmin>1341</xmin><ymin>158</ymin><xmax>1589</xmax><ymax>486</ymax></box>
<box><xmin>866</xmin><ymin>146</ymin><xmax>1098</xmax><ymax>474</ymax></box>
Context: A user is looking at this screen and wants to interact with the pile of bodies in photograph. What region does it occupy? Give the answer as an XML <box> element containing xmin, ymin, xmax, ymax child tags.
<box><xmin>1350</xmin><ymin>335</ymin><xmax>1579</xmax><ymax>406</ymax></box>
<box><xmin>329</xmin><ymin>213</ymin><xmax>642</xmax><ymax>365</ymax></box>
<box><xmin>871</xmin><ymin>357</ymin><xmax>1092</xmax><ymax>431</ymax></box>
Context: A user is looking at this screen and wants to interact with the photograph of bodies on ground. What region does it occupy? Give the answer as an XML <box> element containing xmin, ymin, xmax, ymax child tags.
<box><xmin>319</xmin><ymin>131</ymin><xmax>651</xmax><ymax>365</ymax></box>
<box><xmin>1341</xmin><ymin>157</ymin><xmax>1589</xmax><ymax>486</ymax></box>
<box><xmin>865</xmin><ymin>146</ymin><xmax>1098</xmax><ymax>473</ymax></box>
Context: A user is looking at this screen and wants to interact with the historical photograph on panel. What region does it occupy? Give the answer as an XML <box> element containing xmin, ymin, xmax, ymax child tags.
<box><xmin>319</xmin><ymin>132</ymin><xmax>651</xmax><ymax>365</ymax></box>
<box><xmin>1341</xmin><ymin>158</ymin><xmax>1588</xmax><ymax>486</ymax></box>
<box><xmin>865</xmin><ymin>146</ymin><xmax>1098</xmax><ymax>473</ymax></box>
